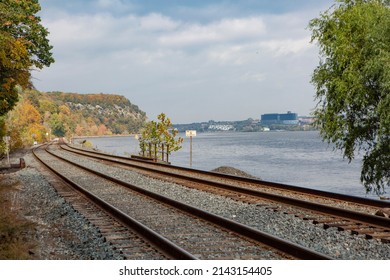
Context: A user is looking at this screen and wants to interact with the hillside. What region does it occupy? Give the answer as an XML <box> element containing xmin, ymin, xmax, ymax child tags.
<box><xmin>22</xmin><ymin>90</ymin><xmax>147</xmax><ymax>137</ymax></box>
<box><xmin>45</xmin><ymin>92</ymin><xmax>147</xmax><ymax>135</ymax></box>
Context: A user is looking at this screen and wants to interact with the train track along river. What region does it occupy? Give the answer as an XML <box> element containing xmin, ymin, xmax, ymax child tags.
<box><xmin>31</xmin><ymin>141</ymin><xmax>390</xmax><ymax>259</ymax></box>
<box><xmin>33</xmin><ymin>143</ymin><xmax>332</xmax><ymax>260</ymax></box>
<box><xmin>62</xmin><ymin>142</ymin><xmax>390</xmax><ymax>243</ymax></box>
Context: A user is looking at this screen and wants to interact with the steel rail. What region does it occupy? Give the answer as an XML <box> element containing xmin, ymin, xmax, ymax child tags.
<box><xmin>61</xmin><ymin>144</ymin><xmax>390</xmax><ymax>229</ymax></box>
<box><xmin>32</xmin><ymin>145</ymin><xmax>197</xmax><ymax>260</ymax></box>
<box><xmin>63</xmin><ymin>143</ymin><xmax>390</xmax><ymax>209</ymax></box>
<box><xmin>47</xmin><ymin>145</ymin><xmax>332</xmax><ymax>260</ymax></box>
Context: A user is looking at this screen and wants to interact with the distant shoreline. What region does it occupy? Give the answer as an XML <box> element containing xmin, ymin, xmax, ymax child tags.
<box><xmin>72</xmin><ymin>134</ymin><xmax>138</xmax><ymax>139</ymax></box>
<box><xmin>72</xmin><ymin>129</ymin><xmax>317</xmax><ymax>140</ymax></box>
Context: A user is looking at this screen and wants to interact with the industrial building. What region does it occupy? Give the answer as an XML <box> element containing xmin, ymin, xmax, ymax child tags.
<box><xmin>261</xmin><ymin>111</ymin><xmax>299</xmax><ymax>125</ymax></box>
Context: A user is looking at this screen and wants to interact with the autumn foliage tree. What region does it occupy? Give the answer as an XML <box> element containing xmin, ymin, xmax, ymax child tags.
<box><xmin>6</xmin><ymin>98</ymin><xmax>45</xmax><ymax>147</ymax></box>
<box><xmin>139</xmin><ymin>113</ymin><xmax>183</xmax><ymax>161</ymax></box>
<box><xmin>0</xmin><ymin>0</ymin><xmax>54</xmax><ymax>142</ymax></box>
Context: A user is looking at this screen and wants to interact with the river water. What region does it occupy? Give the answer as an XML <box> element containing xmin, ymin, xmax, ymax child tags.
<box><xmin>80</xmin><ymin>131</ymin><xmax>378</xmax><ymax>199</ymax></box>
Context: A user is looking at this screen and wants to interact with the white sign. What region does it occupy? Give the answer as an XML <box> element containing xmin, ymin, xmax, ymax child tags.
<box><xmin>186</xmin><ymin>130</ymin><xmax>197</xmax><ymax>137</ymax></box>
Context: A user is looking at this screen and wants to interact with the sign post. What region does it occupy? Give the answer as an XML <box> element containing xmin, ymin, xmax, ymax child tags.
<box><xmin>3</xmin><ymin>136</ymin><xmax>11</xmax><ymax>167</ymax></box>
<box><xmin>185</xmin><ymin>130</ymin><xmax>196</xmax><ymax>168</ymax></box>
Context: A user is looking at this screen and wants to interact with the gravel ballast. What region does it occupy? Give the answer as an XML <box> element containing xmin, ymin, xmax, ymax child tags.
<box><xmin>2</xmin><ymin>147</ymin><xmax>390</xmax><ymax>260</ymax></box>
<box><xmin>1</xmin><ymin>152</ymin><xmax>123</xmax><ymax>260</ymax></box>
<box><xmin>52</xmin><ymin>147</ymin><xmax>390</xmax><ymax>260</ymax></box>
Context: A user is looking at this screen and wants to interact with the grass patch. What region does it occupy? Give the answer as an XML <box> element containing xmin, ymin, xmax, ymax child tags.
<box><xmin>0</xmin><ymin>178</ymin><xmax>36</xmax><ymax>259</ymax></box>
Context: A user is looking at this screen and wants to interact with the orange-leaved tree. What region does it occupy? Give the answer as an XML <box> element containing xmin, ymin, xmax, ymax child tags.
<box><xmin>6</xmin><ymin>98</ymin><xmax>46</xmax><ymax>148</ymax></box>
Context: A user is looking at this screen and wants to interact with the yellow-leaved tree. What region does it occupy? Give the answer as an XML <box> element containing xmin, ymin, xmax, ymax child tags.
<box><xmin>6</xmin><ymin>98</ymin><xmax>46</xmax><ymax>148</ymax></box>
<box><xmin>1</xmin><ymin>0</ymin><xmax>54</xmax><ymax>151</ymax></box>
<box><xmin>138</xmin><ymin>113</ymin><xmax>183</xmax><ymax>161</ymax></box>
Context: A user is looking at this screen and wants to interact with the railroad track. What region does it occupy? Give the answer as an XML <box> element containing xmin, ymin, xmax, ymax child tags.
<box><xmin>33</xmin><ymin>143</ymin><xmax>331</xmax><ymax>260</ymax></box>
<box><xmin>61</xmin><ymin>142</ymin><xmax>390</xmax><ymax>243</ymax></box>
<box><xmin>33</xmin><ymin>146</ymin><xmax>188</xmax><ymax>260</ymax></box>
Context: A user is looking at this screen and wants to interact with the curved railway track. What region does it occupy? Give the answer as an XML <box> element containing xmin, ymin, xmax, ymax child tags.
<box><xmin>33</xmin><ymin>146</ymin><xmax>191</xmax><ymax>260</ymax></box>
<box><xmin>33</xmin><ymin>143</ymin><xmax>331</xmax><ymax>260</ymax></box>
<box><xmin>61</xmin><ymin>142</ymin><xmax>390</xmax><ymax>243</ymax></box>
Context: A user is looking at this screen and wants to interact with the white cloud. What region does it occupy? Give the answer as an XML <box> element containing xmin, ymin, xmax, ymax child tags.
<box><xmin>139</xmin><ymin>13</ymin><xmax>179</xmax><ymax>31</ymax></box>
<box><xmin>207</xmin><ymin>44</ymin><xmax>252</xmax><ymax>65</ymax></box>
<box><xmin>36</xmin><ymin>7</ymin><xmax>322</xmax><ymax>123</ymax></box>
<box><xmin>259</xmin><ymin>37</ymin><xmax>313</xmax><ymax>57</ymax></box>
<box><xmin>45</xmin><ymin>14</ymin><xmax>119</xmax><ymax>46</ymax></box>
<box><xmin>159</xmin><ymin>17</ymin><xmax>266</xmax><ymax>47</ymax></box>
<box><xmin>240</xmin><ymin>71</ymin><xmax>266</xmax><ymax>82</ymax></box>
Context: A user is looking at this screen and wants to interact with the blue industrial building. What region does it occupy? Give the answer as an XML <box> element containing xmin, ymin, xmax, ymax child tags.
<box><xmin>261</xmin><ymin>111</ymin><xmax>299</xmax><ymax>125</ymax></box>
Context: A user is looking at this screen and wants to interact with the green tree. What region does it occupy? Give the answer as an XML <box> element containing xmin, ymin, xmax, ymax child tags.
<box><xmin>309</xmin><ymin>0</ymin><xmax>390</xmax><ymax>194</ymax></box>
<box><xmin>49</xmin><ymin>113</ymin><xmax>66</xmax><ymax>137</ymax></box>
<box><xmin>0</xmin><ymin>0</ymin><xmax>54</xmax><ymax>117</ymax></box>
<box><xmin>139</xmin><ymin>113</ymin><xmax>183</xmax><ymax>161</ymax></box>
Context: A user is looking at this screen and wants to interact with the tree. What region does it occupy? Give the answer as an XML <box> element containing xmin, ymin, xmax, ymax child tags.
<box><xmin>0</xmin><ymin>0</ymin><xmax>54</xmax><ymax>117</ymax></box>
<box><xmin>6</xmin><ymin>98</ymin><xmax>46</xmax><ymax>147</ymax></box>
<box><xmin>49</xmin><ymin>113</ymin><xmax>66</xmax><ymax>137</ymax></box>
<box><xmin>309</xmin><ymin>0</ymin><xmax>390</xmax><ymax>194</ymax></box>
<box><xmin>138</xmin><ymin>113</ymin><xmax>183</xmax><ymax>161</ymax></box>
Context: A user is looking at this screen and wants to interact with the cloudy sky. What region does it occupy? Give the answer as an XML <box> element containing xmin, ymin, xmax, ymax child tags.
<box><xmin>34</xmin><ymin>0</ymin><xmax>334</xmax><ymax>123</ymax></box>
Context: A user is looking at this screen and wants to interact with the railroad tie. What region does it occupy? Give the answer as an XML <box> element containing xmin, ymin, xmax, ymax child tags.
<box><xmin>350</xmin><ymin>227</ymin><xmax>377</xmax><ymax>235</ymax></box>
<box><xmin>322</xmin><ymin>221</ymin><xmax>356</xmax><ymax>230</ymax></box>
<box><xmin>312</xmin><ymin>218</ymin><xmax>338</xmax><ymax>225</ymax></box>
<box><xmin>365</xmin><ymin>232</ymin><xmax>390</xmax><ymax>240</ymax></box>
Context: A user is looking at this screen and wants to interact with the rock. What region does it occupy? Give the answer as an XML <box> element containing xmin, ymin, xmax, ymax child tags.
<box><xmin>375</xmin><ymin>208</ymin><xmax>390</xmax><ymax>218</ymax></box>
<box><xmin>211</xmin><ymin>166</ymin><xmax>260</xmax><ymax>179</ymax></box>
